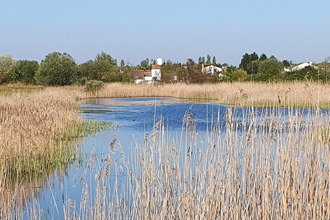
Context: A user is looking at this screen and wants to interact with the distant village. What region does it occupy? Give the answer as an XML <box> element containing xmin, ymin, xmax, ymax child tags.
<box><xmin>0</xmin><ymin>52</ymin><xmax>328</xmax><ymax>86</ymax></box>
<box><xmin>133</xmin><ymin>57</ymin><xmax>322</xmax><ymax>84</ymax></box>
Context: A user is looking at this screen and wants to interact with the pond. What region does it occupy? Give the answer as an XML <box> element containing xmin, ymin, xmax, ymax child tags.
<box><xmin>21</xmin><ymin>98</ymin><xmax>329</xmax><ymax>219</ymax></box>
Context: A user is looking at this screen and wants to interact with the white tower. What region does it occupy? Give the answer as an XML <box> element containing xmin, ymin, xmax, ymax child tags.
<box><xmin>156</xmin><ymin>58</ymin><xmax>163</xmax><ymax>65</ymax></box>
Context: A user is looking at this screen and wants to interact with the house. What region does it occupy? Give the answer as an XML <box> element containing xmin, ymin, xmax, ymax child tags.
<box><xmin>133</xmin><ymin>58</ymin><xmax>163</xmax><ymax>84</ymax></box>
<box><xmin>202</xmin><ymin>64</ymin><xmax>222</xmax><ymax>75</ymax></box>
<box><xmin>285</xmin><ymin>61</ymin><xmax>318</xmax><ymax>72</ymax></box>
<box><xmin>144</xmin><ymin>70</ymin><xmax>152</xmax><ymax>81</ymax></box>
<box><xmin>134</xmin><ymin>70</ymin><xmax>145</xmax><ymax>84</ymax></box>
<box><xmin>151</xmin><ymin>65</ymin><xmax>161</xmax><ymax>81</ymax></box>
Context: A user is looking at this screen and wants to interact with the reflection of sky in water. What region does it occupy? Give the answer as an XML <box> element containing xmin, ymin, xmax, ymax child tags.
<box><xmin>24</xmin><ymin>98</ymin><xmax>329</xmax><ymax>219</ymax></box>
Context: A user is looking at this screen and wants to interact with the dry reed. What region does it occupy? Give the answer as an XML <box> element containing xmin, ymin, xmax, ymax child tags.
<box><xmin>0</xmin><ymin>86</ymin><xmax>84</xmax><ymax>217</ymax></box>
<box><xmin>1</xmin><ymin>82</ymin><xmax>329</xmax><ymax>219</ymax></box>
<box><xmin>93</xmin><ymin>82</ymin><xmax>330</xmax><ymax>108</ymax></box>
<box><xmin>61</xmin><ymin>105</ymin><xmax>330</xmax><ymax>219</ymax></box>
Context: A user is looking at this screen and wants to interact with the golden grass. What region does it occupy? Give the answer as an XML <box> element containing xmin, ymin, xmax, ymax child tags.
<box><xmin>0</xmin><ymin>86</ymin><xmax>85</xmax><ymax>217</ymax></box>
<box><xmin>0</xmin><ymin>87</ymin><xmax>82</xmax><ymax>159</ymax></box>
<box><xmin>0</xmin><ymin>81</ymin><xmax>329</xmax><ymax>218</ymax></box>
<box><xmin>72</xmin><ymin>106</ymin><xmax>330</xmax><ymax>219</ymax></box>
<box><xmin>93</xmin><ymin>82</ymin><xmax>330</xmax><ymax>108</ymax></box>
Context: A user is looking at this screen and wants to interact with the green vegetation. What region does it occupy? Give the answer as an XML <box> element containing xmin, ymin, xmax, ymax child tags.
<box><xmin>3</xmin><ymin>120</ymin><xmax>111</xmax><ymax>184</ymax></box>
<box><xmin>35</xmin><ymin>52</ymin><xmax>78</xmax><ymax>85</ymax></box>
<box><xmin>0</xmin><ymin>55</ymin><xmax>16</xmax><ymax>83</ymax></box>
<box><xmin>84</xmin><ymin>80</ymin><xmax>104</xmax><ymax>94</ymax></box>
<box><xmin>254</xmin><ymin>57</ymin><xmax>284</xmax><ymax>81</ymax></box>
<box><xmin>5</xmin><ymin>60</ymin><xmax>39</xmax><ymax>84</ymax></box>
<box><xmin>0</xmin><ymin>52</ymin><xmax>329</xmax><ymax>85</ymax></box>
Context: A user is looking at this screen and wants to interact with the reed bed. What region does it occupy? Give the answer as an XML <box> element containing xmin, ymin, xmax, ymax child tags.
<box><xmin>0</xmin><ymin>86</ymin><xmax>84</xmax><ymax>217</ymax></box>
<box><xmin>0</xmin><ymin>87</ymin><xmax>82</xmax><ymax>160</ymax></box>
<box><xmin>1</xmin><ymin>82</ymin><xmax>329</xmax><ymax>219</ymax></box>
<box><xmin>94</xmin><ymin>82</ymin><xmax>330</xmax><ymax>108</ymax></box>
<box><xmin>59</xmin><ymin>105</ymin><xmax>330</xmax><ymax>219</ymax></box>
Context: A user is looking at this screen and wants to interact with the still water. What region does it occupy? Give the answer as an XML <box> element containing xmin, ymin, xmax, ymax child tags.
<box><xmin>22</xmin><ymin>98</ymin><xmax>328</xmax><ymax>218</ymax></box>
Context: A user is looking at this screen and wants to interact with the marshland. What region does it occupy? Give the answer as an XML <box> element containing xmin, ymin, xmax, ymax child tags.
<box><xmin>0</xmin><ymin>82</ymin><xmax>329</xmax><ymax>219</ymax></box>
<box><xmin>3</xmin><ymin>1</ymin><xmax>330</xmax><ymax>219</ymax></box>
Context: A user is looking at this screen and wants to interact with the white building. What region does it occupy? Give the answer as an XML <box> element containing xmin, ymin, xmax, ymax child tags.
<box><xmin>202</xmin><ymin>64</ymin><xmax>222</xmax><ymax>75</ymax></box>
<box><xmin>151</xmin><ymin>65</ymin><xmax>161</xmax><ymax>81</ymax></box>
<box><xmin>285</xmin><ymin>61</ymin><xmax>317</xmax><ymax>72</ymax></box>
<box><xmin>134</xmin><ymin>58</ymin><xmax>163</xmax><ymax>83</ymax></box>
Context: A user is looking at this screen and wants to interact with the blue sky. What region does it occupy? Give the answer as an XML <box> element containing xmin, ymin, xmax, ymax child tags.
<box><xmin>1</xmin><ymin>0</ymin><xmax>329</xmax><ymax>66</ymax></box>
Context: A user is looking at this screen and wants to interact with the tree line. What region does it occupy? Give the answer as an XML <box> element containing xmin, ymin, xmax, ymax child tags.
<box><xmin>0</xmin><ymin>51</ymin><xmax>329</xmax><ymax>85</ymax></box>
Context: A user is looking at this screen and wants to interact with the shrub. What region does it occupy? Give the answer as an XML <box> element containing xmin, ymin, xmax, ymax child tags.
<box><xmin>84</xmin><ymin>80</ymin><xmax>104</xmax><ymax>94</ymax></box>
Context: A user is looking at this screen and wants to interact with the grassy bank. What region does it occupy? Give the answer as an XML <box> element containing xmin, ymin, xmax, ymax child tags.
<box><xmin>91</xmin><ymin>82</ymin><xmax>330</xmax><ymax>108</ymax></box>
<box><xmin>0</xmin><ymin>87</ymin><xmax>110</xmax><ymax>217</ymax></box>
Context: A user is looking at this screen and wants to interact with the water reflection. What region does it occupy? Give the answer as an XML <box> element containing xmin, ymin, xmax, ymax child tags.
<box><xmin>20</xmin><ymin>98</ymin><xmax>328</xmax><ymax>219</ymax></box>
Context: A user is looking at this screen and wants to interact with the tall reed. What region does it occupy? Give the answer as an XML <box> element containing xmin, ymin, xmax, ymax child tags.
<box><xmin>92</xmin><ymin>82</ymin><xmax>330</xmax><ymax>108</ymax></box>
<box><xmin>63</xmin><ymin>105</ymin><xmax>329</xmax><ymax>219</ymax></box>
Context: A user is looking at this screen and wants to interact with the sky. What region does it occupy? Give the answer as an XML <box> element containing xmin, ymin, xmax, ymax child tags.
<box><xmin>1</xmin><ymin>0</ymin><xmax>330</xmax><ymax>66</ymax></box>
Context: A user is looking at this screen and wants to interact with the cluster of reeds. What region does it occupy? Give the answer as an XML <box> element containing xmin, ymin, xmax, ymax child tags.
<box><xmin>1</xmin><ymin>82</ymin><xmax>329</xmax><ymax>219</ymax></box>
<box><xmin>59</xmin><ymin>105</ymin><xmax>329</xmax><ymax>219</ymax></box>
<box><xmin>0</xmin><ymin>87</ymin><xmax>81</xmax><ymax>164</ymax></box>
<box><xmin>92</xmin><ymin>82</ymin><xmax>330</xmax><ymax>108</ymax></box>
<box><xmin>0</xmin><ymin>87</ymin><xmax>82</xmax><ymax>216</ymax></box>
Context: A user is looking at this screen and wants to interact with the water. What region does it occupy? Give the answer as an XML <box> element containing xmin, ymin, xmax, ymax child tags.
<box><xmin>21</xmin><ymin>98</ymin><xmax>329</xmax><ymax>219</ymax></box>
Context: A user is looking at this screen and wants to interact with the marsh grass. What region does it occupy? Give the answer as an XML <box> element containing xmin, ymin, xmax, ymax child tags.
<box><xmin>1</xmin><ymin>82</ymin><xmax>329</xmax><ymax>219</ymax></box>
<box><xmin>0</xmin><ymin>87</ymin><xmax>110</xmax><ymax>218</ymax></box>
<box><xmin>0</xmin><ymin>83</ymin><xmax>44</xmax><ymax>96</ymax></box>
<box><xmin>58</xmin><ymin>105</ymin><xmax>330</xmax><ymax>219</ymax></box>
<box><xmin>91</xmin><ymin>82</ymin><xmax>330</xmax><ymax>108</ymax></box>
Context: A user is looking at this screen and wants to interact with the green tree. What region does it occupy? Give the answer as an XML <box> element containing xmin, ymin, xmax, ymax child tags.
<box><xmin>212</xmin><ymin>56</ymin><xmax>216</xmax><ymax>65</ymax></box>
<box><xmin>186</xmin><ymin>58</ymin><xmax>210</xmax><ymax>83</ymax></box>
<box><xmin>284</xmin><ymin>66</ymin><xmax>325</xmax><ymax>82</ymax></box>
<box><xmin>259</xmin><ymin>53</ymin><xmax>268</xmax><ymax>61</ymax></box>
<box><xmin>139</xmin><ymin>58</ymin><xmax>150</xmax><ymax>70</ymax></box>
<box><xmin>198</xmin><ymin>57</ymin><xmax>202</xmax><ymax>64</ymax></box>
<box><xmin>79</xmin><ymin>60</ymin><xmax>96</xmax><ymax>80</ymax></box>
<box><xmin>223</xmin><ymin>66</ymin><xmax>247</xmax><ymax>82</ymax></box>
<box><xmin>161</xmin><ymin>60</ymin><xmax>186</xmax><ymax>83</ymax></box>
<box><xmin>120</xmin><ymin>59</ymin><xmax>125</xmax><ymax>67</ymax></box>
<box><xmin>282</xmin><ymin>60</ymin><xmax>291</xmax><ymax>68</ymax></box>
<box><xmin>206</xmin><ymin>54</ymin><xmax>211</xmax><ymax>65</ymax></box>
<box><xmin>93</xmin><ymin>52</ymin><xmax>118</xmax><ymax>81</ymax></box>
<box><xmin>0</xmin><ymin>55</ymin><xmax>16</xmax><ymax>83</ymax></box>
<box><xmin>239</xmin><ymin>52</ymin><xmax>259</xmax><ymax>74</ymax></box>
<box><xmin>255</xmin><ymin>58</ymin><xmax>284</xmax><ymax>81</ymax></box>
<box><xmin>10</xmin><ymin>60</ymin><xmax>39</xmax><ymax>84</ymax></box>
<box><xmin>35</xmin><ymin>52</ymin><xmax>77</xmax><ymax>85</ymax></box>
<box><xmin>247</xmin><ymin>60</ymin><xmax>259</xmax><ymax>75</ymax></box>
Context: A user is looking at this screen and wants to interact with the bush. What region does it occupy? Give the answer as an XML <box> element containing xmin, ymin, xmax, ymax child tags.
<box><xmin>84</xmin><ymin>80</ymin><xmax>104</xmax><ymax>94</ymax></box>
<box><xmin>36</xmin><ymin>52</ymin><xmax>77</xmax><ymax>86</ymax></box>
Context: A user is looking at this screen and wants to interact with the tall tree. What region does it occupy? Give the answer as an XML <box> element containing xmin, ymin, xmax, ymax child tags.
<box><xmin>140</xmin><ymin>58</ymin><xmax>150</xmax><ymax>70</ymax></box>
<box><xmin>201</xmin><ymin>57</ymin><xmax>205</xmax><ymax>64</ymax></box>
<box><xmin>12</xmin><ymin>60</ymin><xmax>39</xmax><ymax>84</ymax></box>
<box><xmin>259</xmin><ymin>53</ymin><xmax>268</xmax><ymax>61</ymax></box>
<box><xmin>239</xmin><ymin>52</ymin><xmax>259</xmax><ymax>74</ymax></box>
<box><xmin>256</xmin><ymin>58</ymin><xmax>284</xmax><ymax>81</ymax></box>
<box><xmin>212</xmin><ymin>56</ymin><xmax>217</xmax><ymax>65</ymax></box>
<box><xmin>79</xmin><ymin>60</ymin><xmax>97</xmax><ymax>80</ymax></box>
<box><xmin>0</xmin><ymin>55</ymin><xmax>16</xmax><ymax>83</ymax></box>
<box><xmin>198</xmin><ymin>57</ymin><xmax>202</xmax><ymax>64</ymax></box>
<box><xmin>120</xmin><ymin>59</ymin><xmax>125</xmax><ymax>68</ymax></box>
<box><xmin>206</xmin><ymin>54</ymin><xmax>211</xmax><ymax>65</ymax></box>
<box><xmin>94</xmin><ymin>52</ymin><xmax>118</xmax><ymax>81</ymax></box>
<box><xmin>35</xmin><ymin>52</ymin><xmax>77</xmax><ymax>85</ymax></box>
<box><xmin>282</xmin><ymin>60</ymin><xmax>291</xmax><ymax>68</ymax></box>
